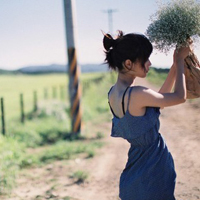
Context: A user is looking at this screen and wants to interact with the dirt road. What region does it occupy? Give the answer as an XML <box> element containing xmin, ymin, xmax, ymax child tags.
<box><xmin>4</xmin><ymin>79</ymin><xmax>200</xmax><ymax>200</ymax></box>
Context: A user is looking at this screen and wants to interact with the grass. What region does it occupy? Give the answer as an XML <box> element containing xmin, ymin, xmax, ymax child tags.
<box><xmin>0</xmin><ymin>72</ymin><xmax>113</xmax><ymax>195</ymax></box>
<box><xmin>81</xmin><ymin>72</ymin><xmax>115</xmax><ymax>122</ymax></box>
<box><xmin>0</xmin><ymin>130</ymin><xmax>104</xmax><ymax>194</ymax></box>
<box><xmin>95</xmin><ymin>131</ymin><xmax>105</xmax><ymax>139</ymax></box>
<box><xmin>70</xmin><ymin>170</ymin><xmax>89</xmax><ymax>183</ymax></box>
<box><xmin>147</xmin><ymin>67</ymin><xmax>168</xmax><ymax>86</ymax></box>
<box><xmin>0</xmin><ymin>74</ymin><xmax>68</xmax><ymax>121</ymax></box>
<box><xmin>20</xmin><ymin>140</ymin><xmax>103</xmax><ymax>168</ymax></box>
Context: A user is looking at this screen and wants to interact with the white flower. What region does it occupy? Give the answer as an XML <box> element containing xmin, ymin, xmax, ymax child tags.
<box><xmin>146</xmin><ymin>0</ymin><xmax>200</xmax><ymax>53</ymax></box>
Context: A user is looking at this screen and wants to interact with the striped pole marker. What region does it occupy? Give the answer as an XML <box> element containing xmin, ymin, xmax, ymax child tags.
<box><xmin>64</xmin><ymin>0</ymin><xmax>81</xmax><ymax>134</ymax></box>
<box><xmin>68</xmin><ymin>47</ymin><xmax>81</xmax><ymax>134</ymax></box>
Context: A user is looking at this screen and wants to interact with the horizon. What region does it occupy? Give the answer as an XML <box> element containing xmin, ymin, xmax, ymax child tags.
<box><xmin>0</xmin><ymin>62</ymin><xmax>170</xmax><ymax>72</ymax></box>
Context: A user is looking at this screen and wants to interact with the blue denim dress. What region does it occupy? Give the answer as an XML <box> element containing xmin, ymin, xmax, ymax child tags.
<box><xmin>108</xmin><ymin>86</ymin><xmax>176</xmax><ymax>200</ymax></box>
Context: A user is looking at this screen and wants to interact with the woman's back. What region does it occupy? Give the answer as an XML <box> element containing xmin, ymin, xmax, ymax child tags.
<box><xmin>108</xmin><ymin>86</ymin><xmax>160</xmax><ymax>141</ymax></box>
<box><xmin>108</xmin><ymin>85</ymin><xmax>147</xmax><ymax>118</ymax></box>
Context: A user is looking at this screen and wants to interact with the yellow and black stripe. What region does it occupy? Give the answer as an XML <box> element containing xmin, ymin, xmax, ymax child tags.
<box><xmin>68</xmin><ymin>47</ymin><xmax>82</xmax><ymax>134</ymax></box>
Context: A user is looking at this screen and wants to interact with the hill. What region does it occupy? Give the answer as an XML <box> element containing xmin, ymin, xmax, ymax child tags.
<box><xmin>17</xmin><ymin>63</ymin><xmax>108</xmax><ymax>74</ymax></box>
<box><xmin>0</xmin><ymin>64</ymin><xmax>169</xmax><ymax>75</ymax></box>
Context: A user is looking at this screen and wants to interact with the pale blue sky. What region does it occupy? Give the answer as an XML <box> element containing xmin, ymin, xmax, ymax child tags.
<box><xmin>0</xmin><ymin>0</ymin><xmax>199</xmax><ymax>70</ymax></box>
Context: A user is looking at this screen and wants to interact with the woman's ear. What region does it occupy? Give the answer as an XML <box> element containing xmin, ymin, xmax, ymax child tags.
<box><xmin>124</xmin><ymin>59</ymin><xmax>133</xmax><ymax>70</ymax></box>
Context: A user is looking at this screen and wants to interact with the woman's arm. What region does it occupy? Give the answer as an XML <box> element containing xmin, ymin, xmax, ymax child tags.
<box><xmin>158</xmin><ymin>64</ymin><xmax>176</xmax><ymax>93</ymax></box>
<box><xmin>130</xmin><ymin>46</ymin><xmax>190</xmax><ymax>109</ymax></box>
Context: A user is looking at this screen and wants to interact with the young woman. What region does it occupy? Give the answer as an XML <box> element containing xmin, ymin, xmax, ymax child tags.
<box><xmin>103</xmin><ymin>31</ymin><xmax>191</xmax><ymax>200</ymax></box>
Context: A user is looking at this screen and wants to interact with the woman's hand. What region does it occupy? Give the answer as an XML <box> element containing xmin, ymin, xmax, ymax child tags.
<box><xmin>173</xmin><ymin>40</ymin><xmax>193</xmax><ymax>66</ymax></box>
<box><xmin>173</xmin><ymin>46</ymin><xmax>191</xmax><ymax>66</ymax></box>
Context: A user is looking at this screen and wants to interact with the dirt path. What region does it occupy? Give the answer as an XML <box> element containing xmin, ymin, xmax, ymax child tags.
<box><xmin>3</xmin><ymin>79</ymin><xmax>200</xmax><ymax>200</ymax></box>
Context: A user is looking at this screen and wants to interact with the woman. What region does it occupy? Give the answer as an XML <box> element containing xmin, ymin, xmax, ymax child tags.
<box><xmin>103</xmin><ymin>31</ymin><xmax>191</xmax><ymax>200</ymax></box>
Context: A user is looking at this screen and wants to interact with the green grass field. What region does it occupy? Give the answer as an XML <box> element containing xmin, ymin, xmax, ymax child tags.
<box><xmin>0</xmin><ymin>72</ymin><xmax>112</xmax><ymax>195</ymax></box>
<box><xmin>0</xmin><ymin>74</ymin><xmax>69</xmax><ymax>121</ymax></box>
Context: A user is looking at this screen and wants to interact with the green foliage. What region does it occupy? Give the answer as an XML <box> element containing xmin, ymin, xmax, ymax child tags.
<box><xmin>7</xmin><ymin>118</ymin><xmax>69</xmax><ymax>147</ymax></box>
<box><xmin>70</xmin><ymin>170</ymin><xmax>89</xmax><ymax>183</ymax></box>
<box><xmin>39</xmin><ymin>141</ymin><xmax>93</xmax><ymax>162</ymax></box>
<box><xmin>21</xmin><ymin>140</ymin><xmax>103</xmax><ymax>168</ymax></box>
<box><xmin>95</xmin><ymin>131</ymin><xmax>105</xmax><ymax>139</ymax></box>
<box><xmin>7</xmin><ymin>101</ymin><xmax>71</xmax><ymax>147</ymax></box>
<box><xmin>0</xmin><ymin>136</ymin><xmax>26</xmax><ymax>194</ymax></box>
<box><xmin>81</xmin><ymin>72</ymin><xmax>114</xmax><ymax>122</ymax></box>
<box><xmin>0</xmin><ymin>137</ymin><xmax>104</xmax><ymax>193</ymax></box>
<box><xmin>146</xmin><ymin>0</ymin><xmax>200</xmax><ymax>52</ymax></box>
<box><xmin>0</xmin><ymin>72</ymin><xmax>112</xmax><ymax>195</ymax></box>
<box><xmin>147</xmin><ymin>68</ymin><xmax>168</xmax><ymax>86</ymax></box>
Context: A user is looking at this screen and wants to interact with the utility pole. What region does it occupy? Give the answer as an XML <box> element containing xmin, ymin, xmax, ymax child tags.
<box><xmin>63</xmin><ymin>0</ymin><xmax>81</xmax><ymax>135</ymax></box>
<box><xmin>103</xmin><ymin>9</ymin><xmax>118</xmax><ymax>34</ymax></box>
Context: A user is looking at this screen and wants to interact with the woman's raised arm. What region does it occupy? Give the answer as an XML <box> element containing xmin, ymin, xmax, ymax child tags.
<box><xmin>158</xmin><ymin>64</ymin><xmax>176</xmax><ymax>94</ymax></box>
<box><xmin>131</xmin><ymin>46</ymin><xmax>191</xmax><ymax>109</ymax></box>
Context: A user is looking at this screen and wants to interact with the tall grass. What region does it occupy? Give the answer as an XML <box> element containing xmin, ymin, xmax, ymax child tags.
<box><xmin>0</xmin><ymin>72</ymin><xmax>113</xmax><ymax>195</ymax></box>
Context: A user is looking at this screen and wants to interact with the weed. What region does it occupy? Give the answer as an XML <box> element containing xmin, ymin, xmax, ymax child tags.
<box><xmin>96</xmin><ymin>131</ymin><xmax>105</xmax><ymax>139</ymax></box>
<box><xmin>70</xmin><ymin>170</ymin><xmax>89</xmax><ymax>183</ymax></box>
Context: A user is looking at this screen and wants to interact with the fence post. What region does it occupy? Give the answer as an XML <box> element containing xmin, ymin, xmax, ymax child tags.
<box><xmin>60</xmin><ymin>85</ymin><xmax>65</xmax><ymax>100</ymax></box>
<box><xmin>52</xmin><ymin>86</ymin><xmax>57</xmax><ymax>99</ymax></box>
<box><xmin>1</xmin><ymin>98</ymin><xmax>5</xmax><ymax>135</ymax></box>
<box><xmin>20</xmin><ymin>93</ymin><xmax>25</xmax><ymax>123</ymax></box>
<box><xmin>44</xmin><ymin>88</ymin><xmax>48</xmax><ymax>99</ymax></box>
<box><xmin>33</xmin><ymin>91</ymin><xmax>37</xmax><ymax>112</ymax></box>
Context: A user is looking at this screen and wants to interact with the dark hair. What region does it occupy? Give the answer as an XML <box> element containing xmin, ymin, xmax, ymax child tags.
<box><xmin>103</xmin><ymin>31</ymin><xmax>153</xmax><ymax>71</ymax></box>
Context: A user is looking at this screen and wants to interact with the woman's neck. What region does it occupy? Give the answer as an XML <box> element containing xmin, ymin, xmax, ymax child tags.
<box><xmin>116</xmin><ymin>72</ymin><xmax>136</xmax><ymax>88</ymax></box>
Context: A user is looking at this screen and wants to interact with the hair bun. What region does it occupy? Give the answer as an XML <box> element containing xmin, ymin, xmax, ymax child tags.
<box><xmin>103</xmin><ymin>33</ymin><xmax>115</xmax><ymax>51</ymax></box>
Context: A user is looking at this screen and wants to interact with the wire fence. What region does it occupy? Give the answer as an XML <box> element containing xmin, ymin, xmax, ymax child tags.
<box><xmin>0</xmin><ymin>74</ymin><xmax>106</xmax><ymax>136</ymax></box>
<box><xmin>0</xmin><ymin>85</ymin><xmax>66</xmax><ymax>135</ymax></box>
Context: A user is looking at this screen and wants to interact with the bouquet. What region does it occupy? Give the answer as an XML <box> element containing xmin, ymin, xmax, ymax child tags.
<box><xmin>146</xmin><ymin>0</ymin><xmax>200</xmax><ymax>99</ymax></box>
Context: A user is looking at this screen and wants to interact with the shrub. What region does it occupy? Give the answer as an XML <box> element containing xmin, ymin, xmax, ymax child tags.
<box><xmin>0</xmin><ymin>136</ymin><xmax>25</xmax><ymax>194</ymax></box>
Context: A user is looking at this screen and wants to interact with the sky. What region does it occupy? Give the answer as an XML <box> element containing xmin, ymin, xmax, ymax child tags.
<box><xmin>0</xmin><ymin>0</ymin><xmax>200</xmax><ymax>70</ymax></box>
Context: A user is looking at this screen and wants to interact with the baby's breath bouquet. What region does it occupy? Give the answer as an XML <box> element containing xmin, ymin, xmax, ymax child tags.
<box><xmin>146</xmin><ymin>0</ymin><xmax>200</xmax><ymax>52</ymax></box>
<box><xmin>146</xmin><ymin>0</ymin><xmax>200</xmax><ymax>99</ymax></box>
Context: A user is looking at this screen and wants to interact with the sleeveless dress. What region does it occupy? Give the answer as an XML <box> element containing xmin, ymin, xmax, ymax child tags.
<box><xmin>108</xmin><ymin>86</ymin><xmax>176</xmax><ymax>200</ymax></box>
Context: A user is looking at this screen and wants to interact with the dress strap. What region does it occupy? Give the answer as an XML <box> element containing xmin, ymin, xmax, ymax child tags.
<box><xmin>122</xmin><ymin>86</ymin><xmax>130</xmax><ymax>115</ymax></box>
<box><xmin>127</xmin><ymin>87</ymin><xmax>133</xmax><ymax>109</ymax></box>
<box><xmin>108</xmin><ymin>86</ymin><xmax>116</xmax><ymax>117</ymax></box>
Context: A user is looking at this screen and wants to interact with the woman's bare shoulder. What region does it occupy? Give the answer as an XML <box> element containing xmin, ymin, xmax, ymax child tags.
<box><xmin>130</xmin><ymin>85</ymin><xmax>150</xmax><ymax>93</ymax></box>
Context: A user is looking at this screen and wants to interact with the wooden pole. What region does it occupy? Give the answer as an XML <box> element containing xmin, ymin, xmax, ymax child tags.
<box><xmin>1</xmin><ymin>98</ymin><xmax>5</xmax><ymax>135</ymax></box>
<box><xmin>52</xmin><ymin>86</ymin><xmax>57</xmax><ymax>99</ymax></box>
<box><xmin>44</xmin><ymin>88</ymin><xmax>48</xmax><ymax>99</ymax></box>
<box><xmin>20</xmin><ymin>93</ymin><xmax>25</xmax><ymax>123</ymax></box>
<box><xmin>63</xmin><ymin>0</ymin><xmax>81</xmax><ymax>134</ymax></box>
<box><xmin>33</xmin><ymin>91</ymin><xmax>37</xmax><ymax>112</ymax></box>
<box><xmin>60</xmin><ymin>85</ymin><xmax>65</xmax><ymax>100</ymax></box>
